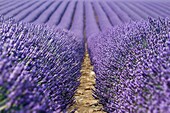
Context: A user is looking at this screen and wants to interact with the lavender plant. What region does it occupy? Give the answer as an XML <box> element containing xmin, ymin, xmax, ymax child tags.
<box><xmin>100</xmin><ymin>1</ymin><xmax>122</xmax><ymax>26</ymax></box>
<box><xmin>47</xmin><ymin>1</ymin><xmax>69</xmax><ymax>26</ymax></box>
<box><xmin>13</xmin><ymin>1</ymin><xmax>45</xmax><ymax>22</ymax></box>
<box><xmin>107</xmin><ymin>1</ymin><xmax>131</xmax><ymax>23</ymax></box>
<box><xmin>0</xmin><ymin>16</ymin><xmax>84</xmax><ymax>112</ymax></box>
<box><xmin>22</xmin><ymin>1</ymin><xmax>53</xmax><ymax>23</ymax></box>
<box><xmin>92</xmin><ymin>2</ymin><xmax>112</xmax><ymax>31</ymax></box>
<box><xmin>33</xmin><ymin>1</ymin><xmax>61</xmax><ymax>24</ymax></box>
<box><xmin>88</xmin><ymin>18</ymin><xmax>170</xmax><ymax>113</ymax></box>
<box><xmin>57</xmin><ymin>1</ymin><xmax>76</xmax><ymax>29</ymax></box>
<box><xmin>4</xmin><ymin>0</ymin><xmax>38</xmax><ymax>20</ymax></box>
<box><xmin>71</xmin><ymin>1</ymin><xmax>84</xmax><ymax>38</ymax></box>
<box><xmin>116</xmin><ymin>2</ymin><xmax>143</xmax><ymax>21</ymax></box>
<box><xmin>85</xmin><ymin>2</ymin><xmax>100</xmax><ymax>38</ymax></box>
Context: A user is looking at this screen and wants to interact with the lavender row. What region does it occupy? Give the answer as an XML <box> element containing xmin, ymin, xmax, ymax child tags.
<box><xmin>107</xmin><ymin>1</ymin><xmax>131</xmax><ymax>23</ymax></box>
<box><xmin>70</xmin><ymin>1</ymin><xmax>84</xmax><ymax>39</ymax></box>
<box><xmin>160</xmin><ymin>2</ymin><xmax>170</xmax><ymax>11</ymax></box>
<box><xmin>47</xmin><ymin>1</ymin><xmax>69</xmax><ymax>27</ymax></box>
<box><xmin>150</xmin><ymin>2</ymin><xmax>170</xmax><ymax>16</ymax></box>
<box><xmin>0</xmin><ymin>0</ymin><xmax>29</xmax><ymax>17</ymax></box>
<box><xmin>13</xmin><ymin>1</ymin><xmax>45</xmax><ymax>22</ymax></box>
<box><xmin>132</xmin><ymin>2</ymin><xmax>159</xmax><ymax>19</ymax></box>
<box><xmin>0</xmin><ymin>16</ymin><xmax>84</xmax><ymax>112</ymax></box>
<box><xmin>100</xmin><ymin>1</ymin><xmax>122</xmax><ymax>27</ymax></box>
<box><xmin>57</xmin><ymin>1</ymin><xmax>76</xmax><ymax>29</ymax></box>
<box><xmin>0</xmin><ymin>0</ymin><xmax>15</xmax><ymax>6</ymax></box>
<box><xmin>141</xmin><ymin>2</ymin><xmax>168</xmax><ymax>18</ymax></box>
<box><xmin>1</xmin><ymin>0</ymin><xmax>170</xmax><ymax>36</ymax></box>
<box><xmin>4</xmin><ymin>0</ymin><xmax>38</xmax><ymax>20</ymax></box>
<box><xmin>33</xmin><ymin>1</ymin><xmax>61</xmax><ymax>24</ymax></box>
<box><xmin>21</xmin><ymin>1</ymin><xmax>54</xmax><ymax>23</ymax></box>
<box><xmin>85</xmin><ymin>2</ymin><xmax>100</xmax><ymax>38</ymax></box>
<box><xmin>116</xmin><ymin>2</ymin><xmax>143</xmax><ymax>21</ymax></box>
<box><xmin>88</xmin><ymin>18</ymin><xmax>170</xmax><ymax>112</ymax></box>
<box><xmin>92</xmin><ymin>2</ymin><xmax>112</xmax><ymax>31</ymax></box>
<box><xmin>124</xmin><ymin>2</ymin><xmax>149</xmax><ymax>20</ymax></box>
<box><xmin>0</xmin><ymin>0</ymin><xmax>22</xmax><ymax>11</ymax></box>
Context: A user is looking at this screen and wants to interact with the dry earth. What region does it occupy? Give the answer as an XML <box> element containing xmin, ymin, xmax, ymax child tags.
<box><xmin>69</xmin><ymin>51</ymin><xmax>106</xmax><ymax>113</ymax></box>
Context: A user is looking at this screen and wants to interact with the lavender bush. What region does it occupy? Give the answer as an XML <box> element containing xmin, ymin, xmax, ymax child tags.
<box><xmin>0</xmin><ymin>16</ymin><xmax>84</xmax><ymax>112</ymax></box>
<box><xmin>92</xmin><ymin>2</ymin><xmax>112</xmax><ymax>31</ymax></box>
<box><xmin>47</xmin><ymin>1</ymin><xmax>69</xmax><ymax>27</ymax></box>
<box><xmin>88</xmin><ymin>18</ymin><xmax>170</xmax><ymax>113</ymax></box>
<box><xmin>85</xmin><ymin>2</ymin><xmax>100</xmax><ymax>38</ymax></box>
<box><xmin>57</xmin><ymin>1</ymin><xmax>76</xmax><ymax>30</ymax></box>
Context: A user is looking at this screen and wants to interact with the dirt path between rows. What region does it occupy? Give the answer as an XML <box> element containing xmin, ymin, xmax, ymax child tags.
<box><xmin>69</xmin><ymin>51</ymin><xmax>105</xmax><ymax>113</ymax></box>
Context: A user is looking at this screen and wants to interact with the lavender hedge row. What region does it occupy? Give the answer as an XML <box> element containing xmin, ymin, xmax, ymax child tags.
<box><xmin>4</xmin><ymin>0</ymin><xmax>38</xmax><ymax>20</ymax></box>
<box><xmin>22</xmin><ymin>1</ymin><xmax>53</xmax><ymax>23</ymax></box>
<box><xmin>34</xmin><ymin>1</ymin><xmax>61</xmax><ymax>25</ymax></box>
<box><xmin>92</xmin><ymin>2</ymin><xmax>112</xmax><ymax>31</ymax></box>
<box><xmin>0</xmin><ymin>0</ymin><xmax>21</xmax><ymax>11</ymax></box>
<box><xmin>88</xmin><ymin>18</ymin><xmax>170</xmax><ymax>113</ymax></box>
<box><xmin>71</xmin><ymin>1</ymin><xmax>84</xmax><ymax>39</ymax></box>
<box><xmin>13</xmin><ymin>1</ymin><xmax>45</xmax><ymax>22</ymax></box>
<box><xmin>57</xmin><ymin>1</ymin><xmax>76</xmax><ymax>29</ymax></box>
<box><xmin>0</xmin><ymin>0</ymin><xmax>29</xmax><ymax>17</ymax></box>
<box><xmin>0</xmin><ymin>16</ymin><xmax>84</xmax><ymax>112</ymax></box>
<box><xmin>124</xmin><ymin>3</ymin><xmax>149</xmax><ymax>20</ymax></box>
<box><xmin>85</xmin><ymin>2</ymin><xmax>100</xmax><ymax>38</ymax></box>
<box><xmin>100</xmin><ymin>1</ymin><xmax>122</xmax><ymax>26</ymax></box>
<box><xmin>141</xmin><ymin>3</ymin><xmax>166</xmax><ymax>18</ymax></box>
<box><xmin>150</xmin><ymin>2</ymin><xmax>170</xmax><ymax>16</ymax></box>
<box><xmin>107</xmin><ymin>1</ymin><xmax>131</xmax><ymax>23</ymax></box>
<box><xmin>116</xmin><ymin>2</ymin><xmax>143</xmax><ymax>21</ymax></box>
<box><xmin>47</xmin><ymin>1</ymin><xmax>69</xmax><ymax>26</ymax></box>
<box><xmin>0</xmin><ymin>0</ymin><xmax>15</xmax><ymax>7</ymax></box>
<box><xmin>133</xmin><ymin>2</ymin><xmax>158</xmax><ymax>19</ymax></box>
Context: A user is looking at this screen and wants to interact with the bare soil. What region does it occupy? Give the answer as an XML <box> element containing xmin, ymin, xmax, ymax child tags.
<box><xmin>69</xmin><ymin>51</ymin><xmax>105</xmax><ymax>113</ymax></box>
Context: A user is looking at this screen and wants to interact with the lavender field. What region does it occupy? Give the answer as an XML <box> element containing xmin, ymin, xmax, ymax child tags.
<box><xmin>0</xmin><ymin>0</ymin><xmax>170</xmax><ymax>113</ymax></box>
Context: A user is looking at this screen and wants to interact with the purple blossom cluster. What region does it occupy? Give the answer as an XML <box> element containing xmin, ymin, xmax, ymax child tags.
<box><xmin>0</xmin><ymin>16</ymin><xmax>84</xmax><ymax>112</ymax></box>
<box><xmin>88</xmin><ymin>18</ymin><xmax>170</xmax><ymax>113</ymax></box>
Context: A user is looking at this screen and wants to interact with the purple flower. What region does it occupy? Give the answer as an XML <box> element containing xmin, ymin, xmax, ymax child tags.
<box><xmin>88</xmin><ymin>18</ymin><xmax>170</xmax><ymax>113</ymax></box>
<box><xmin>0</xmin><ymin>16</ymin><xmax>84</xmax><ymax>112</ymax></box>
